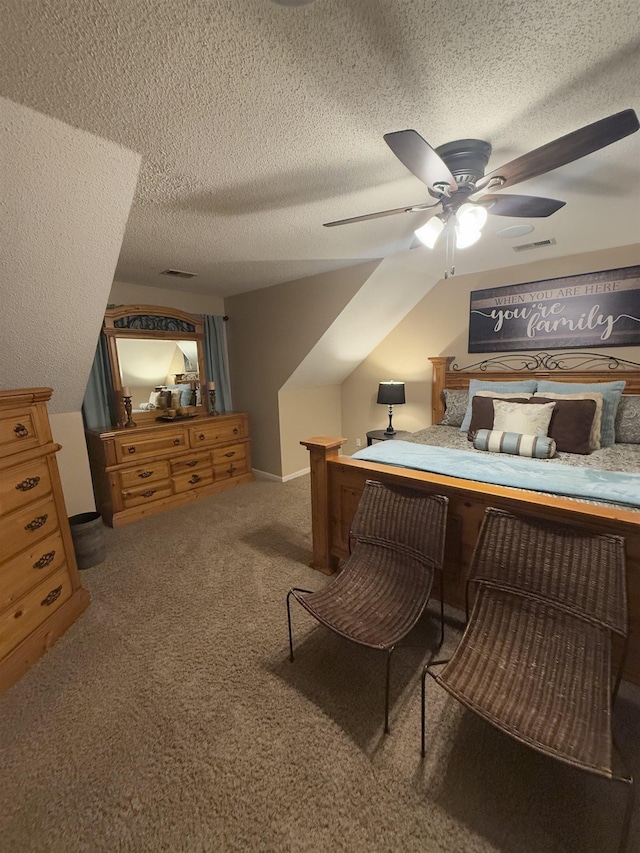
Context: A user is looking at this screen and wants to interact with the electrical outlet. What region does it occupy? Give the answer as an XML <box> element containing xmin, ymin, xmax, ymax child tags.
<box><xmin>355</xmin><ymin>438</ymin><xmax>362</xmax><ymax>447</ymax></box>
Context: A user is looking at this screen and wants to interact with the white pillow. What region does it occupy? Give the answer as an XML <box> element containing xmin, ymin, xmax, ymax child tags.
<box><xmin>492</xmin><ymin>399</ymin><xmax>555</xmax><ymax>437</ymax></box>
<box><xmin>533</xmin><ymin>391</ymin><xmax>603</xmax><ymax>451</ymax></box>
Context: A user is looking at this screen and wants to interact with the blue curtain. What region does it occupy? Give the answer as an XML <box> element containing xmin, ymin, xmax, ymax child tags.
<box><xmin>204</xmin><ymin>315</ymin><xmax>233</xmax><ymax>413</ymax></box>
<box><xmin>82</xmin><ymin>333</ymin><xmax>116</xmax><ymax>430</ymax></box>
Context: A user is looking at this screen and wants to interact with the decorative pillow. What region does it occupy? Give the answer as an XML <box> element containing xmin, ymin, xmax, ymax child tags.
<box><xmin>467</xmin><ymin>395</ymin><xmax>531</xmax><ymax>440</ymax></box>
<box><xmin>536</xmin><ymin>379</ymin><xmax>626</xmax><ymax>447</ymax></box>
<box><xmin>532</xmin><ymin>391</ymin><xmax>603</xmax><ymax>451</ymax></box>
<box><xmin>167</xmin><ymin>384</ymin><xmax>194</xmax><ymax>407</ymax></box>
<box><xmin>473</xmin><ymin>429</ymin><xmax>556</xmax><ymax>459</ymax></box>
<box><xmin>615</xmin><ymin>396</ymin><xmax>640</xmax><ymax>444</ymax></box>
<box><xmin>460</xmin><ymin>379</ymin><xmax>538</xmax><ymax>432</ymax></box>
<box><xmin>492</xmin><ymin>399</ymin><xmax>555</xmax><ymax>437</ymax></box>
<box><xmin>528</xmin><ymin>396</ymin><xmax>597</xmax><ymax>454</ymax></box>
<box><xmin>438</xmin><ymin>389</ymin><xmax>468</xmax><ymax>426</ymax></box>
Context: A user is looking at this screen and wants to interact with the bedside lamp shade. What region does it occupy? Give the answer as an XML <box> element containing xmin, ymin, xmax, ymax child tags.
<box><xmin>377</xmin><ymin>381</ymin><xmax>406</xmax><ymax>434</ymax></box>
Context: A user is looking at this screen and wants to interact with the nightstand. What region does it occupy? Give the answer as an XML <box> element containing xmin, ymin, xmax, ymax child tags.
<box><xmin>366</xmin><ymin>429</ymin><xmax>412</xmax><ymax>446</ymax></box>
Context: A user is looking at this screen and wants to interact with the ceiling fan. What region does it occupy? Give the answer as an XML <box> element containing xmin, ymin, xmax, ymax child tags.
<box><xmin>324</xmin><ymin>109</ymin><xmax>639</xmax><ymax>276</ymax></box>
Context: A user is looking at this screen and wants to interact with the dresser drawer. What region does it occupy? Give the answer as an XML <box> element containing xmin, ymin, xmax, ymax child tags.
<box><xmin>0</xmin><ymin>407</ymin><xmax>42</xmax><ymax>459</ymax></box>
<box><xmin>114</xmin><ymin>429</ymin><xmax>186</xmax><ymax>463</ymax></box>
<box><xmin>170</xmin><ymin>452</ymin><xmax>211</xmax><ymax>475</ymax></box>
<box><xmin>0</xmin><ymin>531</ymin><xmax>67</xmax><ymax>611</ymax></box>
<box><xmin>118</xmin><ymin>460</ymin><xmax>171</xmax><ymax>489</ymax></box>
<box><xmin>121</xmin><ymin>481</ymin><xmax>173</xmax><ymax>509</ymax></box>
<box><xmin>212</xmin><ymin>442</ymin><xmax>249</xmax><ymax>479</ymax></box>
<box><xmin>0</xmin><ymin>495</ymin><xmax>59</xmax><ymax>563</ymax></box>
<box><xmin>172</xmin><ymin>468</ymin><xmax>214</xmax><ymax>494</ymax></box>
<box><xmin>189</xmin><ymin>417</ymin><xmax>246</xmax><ymax>448</ymax></box>
<box><xmin>0</xmin><ymin>566</ymin><xmax>72</xmax><ymax>661</ymax></box>
<box><xmin>0</xmin><ymin>456</ymin><xmax>52</xmax><ymax>515</ymax></box>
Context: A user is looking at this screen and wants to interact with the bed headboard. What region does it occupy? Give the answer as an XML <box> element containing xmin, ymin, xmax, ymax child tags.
<box><xmin>429</xmin><ymin>353</ymin><xmax>640</xmax><ymax>424</ymax></box>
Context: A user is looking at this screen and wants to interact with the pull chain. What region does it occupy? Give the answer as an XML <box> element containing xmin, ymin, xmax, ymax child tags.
<box><xmin>444</xmin><ymin>218</ymin><xmax>456</xmax><ymax>279</ymax></box>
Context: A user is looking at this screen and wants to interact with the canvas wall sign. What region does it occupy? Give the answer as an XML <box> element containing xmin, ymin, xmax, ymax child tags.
<box><xmin>468</xmin><ymin>266</ymin><xmax>640</xmax><ymax>353</ymax></box>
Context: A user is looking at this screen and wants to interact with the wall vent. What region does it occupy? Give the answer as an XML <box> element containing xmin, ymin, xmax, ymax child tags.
<box><xmin>512</xmin><ymin>238</ymin><xmax>557</xmax><ymax>253</ymax></box>
<box><xmin>160</xmin><ymin>268</ymin><xmax>198</xmax><ymax>279</ymax></box>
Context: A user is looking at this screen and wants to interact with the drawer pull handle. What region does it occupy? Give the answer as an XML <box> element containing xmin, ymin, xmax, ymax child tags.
<box><xmin>233</xmin><ymin>428</ymin><xmax>239</xmax><ymax>435</ymax></box>
<box><xmin>41</xmin><ymin>585</ymin><xmax>62</xmax><ymax>607</ymax></box>
<box><xmin>173</xmin><ymin>438</ymin><xmax>181</xmax><ymax>445</ymax></box>
<box><xmin>16</xmin><ymin>476</ymin><xmax>41</xmax><ymax>492</ymax></box>
<box><xmin>127</xmin><ymin>446</ymin><xmax>136</xmax><ymax>454</ymax></box>
<box><xmin>198</xmin><ymin>433</ymin><xmax>205</xmax><ymax>441</ymax></box>
<box><xmin>224</xmin><ymin>451</ymin><xmax>235</xmax><ymax>458</ymax></box>
<box><xmin>186</xmin><ymin>460</ymin><xmax>198</xmax><ymax>467</ymax></box>
<box><xmin>189</xmin><ymin>474</ymin><xmax>201</xmax><ymax>484</ymax></box>
<box><xmin>34</xmin><ymin>550</ymin><xmax>56</xmax><ymax>569</ymax></box>
<box><xmin>227</xmin><ymin>465</ymin><xmax>236</xmax><ymax>476</ymax></box>
<box><xmin>138</xmin><ymin>471</ymin><xmax>153</xmax><ymax>479</ymax></box>
<box><xmin>25</xmin><ymin>514</ymin><xmax>48</xmax><ymax>532</ymax></box>
<box><xmin>141</xmin><ymin>490</ymin><xmax>156</xmax><ymax>498</ymax></box>
<box><xmin>14</xmin><ymin>423</ymin><xmax>30</xmax><ymax>438</ymax></box>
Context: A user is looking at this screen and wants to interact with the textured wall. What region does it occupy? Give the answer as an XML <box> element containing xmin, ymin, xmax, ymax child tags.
<box><xmin>0</xmin><ymin>97</ymin><xmax>141</xmax><ymax>413</ymax></box>
<box><xmin>340</xmin><ymin>244</ymin><xmax>640</xmax><ymax>456</ymax></box>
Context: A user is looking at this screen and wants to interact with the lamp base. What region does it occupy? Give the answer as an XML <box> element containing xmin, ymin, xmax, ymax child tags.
<box><xmin>384</xmin><ymin>405</ymin><xmax>396</xmax><ymax>435</ymax></box>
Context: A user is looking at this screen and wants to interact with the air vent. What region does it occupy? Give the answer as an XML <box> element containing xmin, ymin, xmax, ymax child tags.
<box><xmin>160</xmin><ymin>268</ymin><xmax>198</xmax><ymax>279</ymax></box>
<box><xmin>512</xmin><ymin>238</ymin><xmax>557</xmax><ymax>253</ymax></box>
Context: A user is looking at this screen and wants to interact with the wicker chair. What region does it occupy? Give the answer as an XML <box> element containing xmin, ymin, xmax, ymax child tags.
<box><xmin>422</xmin><ymin>508</ymin><xmax>635</xmax><ymax>852</ymax></box>
<box><xmin>288</xmin><ymin>479</ymin><xmax>448</xmax><ymax>733</ymax></box>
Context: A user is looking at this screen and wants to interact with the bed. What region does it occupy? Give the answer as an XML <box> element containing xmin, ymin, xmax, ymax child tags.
<box><xmin>301</xmin><ymin>352</ymin><xmax>640</xmax><ymax>685</ymax></box>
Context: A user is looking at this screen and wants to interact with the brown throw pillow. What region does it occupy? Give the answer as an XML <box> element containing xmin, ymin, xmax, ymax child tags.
<box><xmin>467</xmin><ymin>395</ymin><xmax>531</xmax><ymax>440</ymax></box>
<box><xmin>528</xmin><ymin>396</ymin><xmax>597</xmax><ymax>454</ymax></box>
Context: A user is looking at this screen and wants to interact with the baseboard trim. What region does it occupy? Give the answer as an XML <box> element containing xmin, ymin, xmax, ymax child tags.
<box><xmin>252</xmin><ymin>469</ymin><xmax>282</xmax><ymax>482</ymax></box>
<box><xmin>252</xmin><ymin>467</ymin><xmax>310</xmax><ymax>483</ymax></box>
<box><xmin>283</xmin><ymin>466</ymin><xmax>310</xmax><ymax>482</ymax></box>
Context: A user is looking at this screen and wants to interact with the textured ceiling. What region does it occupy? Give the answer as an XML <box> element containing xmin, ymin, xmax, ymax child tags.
<box><xmin>1</xmin><ymin>0</ymin><xmax>639</xmax><ymax>297</ymax></box>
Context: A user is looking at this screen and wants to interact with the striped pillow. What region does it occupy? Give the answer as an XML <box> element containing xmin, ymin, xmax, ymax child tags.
<box><xmin>473</xmin><ymin>429</ymin><xmax>556</xmax><ymax>458</ymax></box>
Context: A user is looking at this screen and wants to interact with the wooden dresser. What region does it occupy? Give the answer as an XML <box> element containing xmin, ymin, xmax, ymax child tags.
<box><xmin>86</xmin><ymin>412</ymin><xmax>254</xmax><ymax>526</ymax></box>
<box><xmin>0</xmin><ymin>388</ymin><xmax>90</xmax><ymax>694</ymax></box>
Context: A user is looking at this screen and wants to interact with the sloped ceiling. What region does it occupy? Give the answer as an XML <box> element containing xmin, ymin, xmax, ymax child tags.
<box><xmin>0</xmin><ymin>0</ymin><xmax>638</xmax><ymax>299</ymax></box>
<box><xmin>1</xmin><ymin>97</ymin><xmax>141</xmax><ymax>412</ymax></box>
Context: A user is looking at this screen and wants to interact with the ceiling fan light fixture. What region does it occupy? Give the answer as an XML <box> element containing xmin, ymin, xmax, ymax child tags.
<box><xmin>456</xmin><ymin>203</ymin><xmax>488</xmax><ymax>234</ymax></box>
<box><xmin>415</xmin><ymin>216</ymin><xmax>444</xmax><ymax>249</ymax></box>
<box><xmin>455</xmin><ymin>226</ymin><xmax>482</xmax><ymax>249</ymax></box>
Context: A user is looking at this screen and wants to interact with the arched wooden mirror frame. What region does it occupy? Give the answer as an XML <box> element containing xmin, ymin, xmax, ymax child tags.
<box><xmin>103</xmin><ymin>304</ymin><xmax>207</xmax><ymax>427</ymax></box>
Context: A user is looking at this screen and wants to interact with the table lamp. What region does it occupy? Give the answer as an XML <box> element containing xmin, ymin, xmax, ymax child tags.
<box><xmin>377</xmin><ymin>381</ymin><xmax>405</xmax><ymax>435</ymax></box>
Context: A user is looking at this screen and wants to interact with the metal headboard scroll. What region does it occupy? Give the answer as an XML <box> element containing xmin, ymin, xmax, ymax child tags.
<box><xmin>451</xmin><ymin>351</ymin><xmax>640</xmax><ymax>373</ymax></box>
<box><xmin>113</xmin><ymin>314</ymin><xmax>196</xmax><ymax>333</ymax></box>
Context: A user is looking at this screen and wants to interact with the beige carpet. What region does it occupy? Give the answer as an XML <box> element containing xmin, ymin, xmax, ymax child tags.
<box><xmin>1</xmin><ymin>475</ymin><xmax>638</xmax><ymax>852</ymax></box>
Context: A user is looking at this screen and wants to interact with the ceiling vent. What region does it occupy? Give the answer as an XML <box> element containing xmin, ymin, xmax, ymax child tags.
<box><xmin>160</xmin><ymin>268</ymin><xmax>198</xmax><ymax>279</ymax></box>
<box><xmin>512</xmin><ymin>238</ymin><xmax>557</xmax><ymax>253</ymax></box>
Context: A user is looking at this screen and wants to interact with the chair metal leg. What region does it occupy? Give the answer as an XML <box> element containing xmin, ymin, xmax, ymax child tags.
<box><xmin>421</xmin><ymin>661</ymin><xmax>448</xmax><ymax>757</ymax></box>
<box><xmin>618</xmin><ymin>773</ymin><xmax>635</xmax><ymax>853</ymax></box>
<box><xmin>384</xmin><ymin>647</ymin><xmax>395</xmax><ymax>734</ymax></box>
<box><xmin>286</xmin><ymin>588</ymin><xmax>313</xmax><ymax>663</ymax></box>
<box><xmin>438</xmin><ymin>569</ymin><xmax>445</xmax><ymax>649</ymax></box>
<box><xmin>286</xmin><ymin>590</ymin><xmax>295</xmax><ymax>661</ymax></box>
<box><xmin>421</xmin><ymin>664</ymin><xmax>428</xmax><ymax>756</ymax></box>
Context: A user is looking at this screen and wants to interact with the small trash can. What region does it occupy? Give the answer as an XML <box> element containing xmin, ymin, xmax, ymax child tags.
<box><xmin>69</xmin><ymin>512</ymin><xmax>106</xmax><ymax>570</ymax></box>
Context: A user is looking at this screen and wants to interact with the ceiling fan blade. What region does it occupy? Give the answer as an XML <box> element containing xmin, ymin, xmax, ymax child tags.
<box><xmin>476</xmin><ymin>109</ymin><xmax>640</xmax><ymax>192</ymax></box>
<box><xmin>383</xmin><ymin>130</ymin><xmax>458</xmax><ymax>192</ymax></box>
<box><xmin>478</xmin><ymin>194</ymin><xmax>566</xmax><ymax>218</ymax></box>
<box><xmin>323</xmin><ymin>200</ymin><xmax>440</xmax><ymax>227</ymax></box>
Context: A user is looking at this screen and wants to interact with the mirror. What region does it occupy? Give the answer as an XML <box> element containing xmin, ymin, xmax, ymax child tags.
<box><xmin>103</xmin><ymin>305</ymin><xmax>207</xmax><ymax>426</ymax></box>
<box><xmin>115</xmin><ymin>338</ymin><xmax>201</xmax><ymax>412</ymax></box>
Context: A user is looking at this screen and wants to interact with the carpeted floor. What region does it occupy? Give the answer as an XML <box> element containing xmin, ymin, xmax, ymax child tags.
<box><xmin>1</xmin><ymin>475</ymin><xmax>638</xmax><ymax>852</ymax></box>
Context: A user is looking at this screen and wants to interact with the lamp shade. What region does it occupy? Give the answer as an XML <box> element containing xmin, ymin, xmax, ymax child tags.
<box><xmin>377</xmin><ymin>381</ymin><xmax>406</xmax><ymax>405</ymax></box>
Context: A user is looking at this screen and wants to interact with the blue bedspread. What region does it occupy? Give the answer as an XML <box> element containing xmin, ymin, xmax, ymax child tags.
<box><xmin>351</xmin><ymin>441</ymin><xmax>640</xmax><ymax>509</ymax></box>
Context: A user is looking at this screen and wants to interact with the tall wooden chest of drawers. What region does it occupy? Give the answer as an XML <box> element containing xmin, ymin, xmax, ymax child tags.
<box><xmin>0</xmin><ymin>388</ymin><xmax>90</xmax><ymax>694</ymax></box>
<box><xmin>86</xmin><ymin>412</ymin><xmax>254</xmax><ymax>526</ymax></box>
